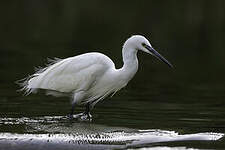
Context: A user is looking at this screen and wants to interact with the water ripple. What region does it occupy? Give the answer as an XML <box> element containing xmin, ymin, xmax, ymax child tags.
<box><xmin>0</xmin><ymin>116</ymin><xmax>224</xmax><ymax>150</ymax></box>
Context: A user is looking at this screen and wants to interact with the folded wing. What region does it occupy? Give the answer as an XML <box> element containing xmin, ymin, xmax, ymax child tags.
<box><xmin>21</xmin><ymin>52</ymin><xmax>114</xmax><ymax>95</ymax></box>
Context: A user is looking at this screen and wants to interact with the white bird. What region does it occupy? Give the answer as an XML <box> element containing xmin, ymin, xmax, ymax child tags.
<box><xmin>19</xmin><ymin>35</ymin><xmax>173</xmax><ymax>120</ymax></box>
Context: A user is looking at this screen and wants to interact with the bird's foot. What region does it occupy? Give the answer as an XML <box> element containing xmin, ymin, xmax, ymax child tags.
<box><xmin>79</xmin><ymin>112</ymin><xmax>92</xmax><ymax>121</ymax></box>
<box><xmin>67</xmin><ymin>113</ymin><xmax>84</xmax><ymax>120</ymax></box>
<box><xmin>67</xmin><ymin>114</ymin><xmax>73</xmax><ymax>120</ymax></box>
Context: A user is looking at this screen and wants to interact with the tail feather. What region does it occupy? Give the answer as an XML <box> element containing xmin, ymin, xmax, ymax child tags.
<box><xmin>16</xmin><ymin>75</ymin><xmax>38</xmax><ymax>95</ymax></box>
<box><xmin>16</xmin><ymin>57</ymin><xmax>62</xmax><ymax>96</ymax></box>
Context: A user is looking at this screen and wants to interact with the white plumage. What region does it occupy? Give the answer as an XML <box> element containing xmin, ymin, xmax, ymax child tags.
<box><xmin>19</xmin><ymin>35</ymin><xmax>173</xmax><ymax>120</ymax></box>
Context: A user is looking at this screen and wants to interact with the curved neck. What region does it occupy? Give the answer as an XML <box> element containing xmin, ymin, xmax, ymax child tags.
<box><xmin>118</xmin><ymin>45</ymin><xmax>138</xmax><ymax>81</ymax></box>
<box><xmin>122</xmin><ymin>46</ymin><xmax>138</xmax><ymax>68</ymax></box>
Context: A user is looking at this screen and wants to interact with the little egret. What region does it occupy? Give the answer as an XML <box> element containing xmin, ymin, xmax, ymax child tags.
<box><xmin>19</xmin><ymin>35</ymin><xmax>173</xmax><ymax>120</ymax></box>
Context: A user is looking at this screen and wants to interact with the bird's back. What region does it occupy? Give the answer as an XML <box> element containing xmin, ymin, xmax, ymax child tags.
<box><xmin>21</xmin><ymin>52</ymin><xmax>115</xmax><ymax>95</ymax></box>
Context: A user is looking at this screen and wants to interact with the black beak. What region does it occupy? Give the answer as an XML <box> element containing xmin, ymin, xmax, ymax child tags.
<box><xmin>144</xmin><ymin>45</ymin><xmax>173</xmax><ymax>68</ymax></box>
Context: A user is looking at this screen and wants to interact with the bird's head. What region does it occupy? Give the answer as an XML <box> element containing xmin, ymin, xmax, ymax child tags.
<box><xmin>124</xmin><ymin>35</ymin><xmax>173</xmax><ymax>68</ymax></box>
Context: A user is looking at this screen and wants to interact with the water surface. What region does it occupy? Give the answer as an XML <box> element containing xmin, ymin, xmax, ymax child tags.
<box><xmin>0</xmin><ymin>70</ymin><xmax>225</xmax><ymax>149</ymax></box>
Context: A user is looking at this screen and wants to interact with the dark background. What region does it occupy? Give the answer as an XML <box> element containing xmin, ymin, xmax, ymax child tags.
<box><xmin>1</xmin><ymin>0</ymin><xmax>225</xmax><ymax>86</ymax></box>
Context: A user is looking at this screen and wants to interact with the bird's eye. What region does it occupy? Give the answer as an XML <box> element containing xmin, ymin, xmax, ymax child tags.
<box><xmin>142</xmin><ymin>43</ymin><xmax>146</xmax><ymax>47</ymax></box>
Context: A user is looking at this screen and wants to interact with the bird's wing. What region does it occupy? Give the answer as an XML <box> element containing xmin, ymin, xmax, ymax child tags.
<box><xmin>25</xmin><ymin>53</ymin><xmax>114</xmax><ymax>94</ymax></box>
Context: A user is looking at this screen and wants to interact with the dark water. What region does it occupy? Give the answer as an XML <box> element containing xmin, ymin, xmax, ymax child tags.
<box><xmin>0</xmin><ymin>64</ymin><xmax>225</xmax><ymax>149</ymax></box>
<box><xmin>1</xmin><ymin>1</ymin><xmax>225</xmax><ymax>149</ymax></box>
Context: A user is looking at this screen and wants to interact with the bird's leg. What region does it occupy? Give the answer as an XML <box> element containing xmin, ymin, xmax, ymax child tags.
<box><xmin>83</xmin><ymin>102</ymin><xmax>92</xmax><ymax>119</ymax></box>
<box><xmin>68</xmin><ymin>103</ymin><xmax>76</xmax><ymax>119</ymax></box>
<box><xmin>69</xmin><ymin>92</ymin><xmax>85</xmax><ymax>119</ymax></box>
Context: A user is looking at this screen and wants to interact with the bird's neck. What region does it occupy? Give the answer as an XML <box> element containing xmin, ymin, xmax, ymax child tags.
<box><xmin>119</xmin><ymin>46</ymin><xmax>138</xmax><ymax>81</ymax></box>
